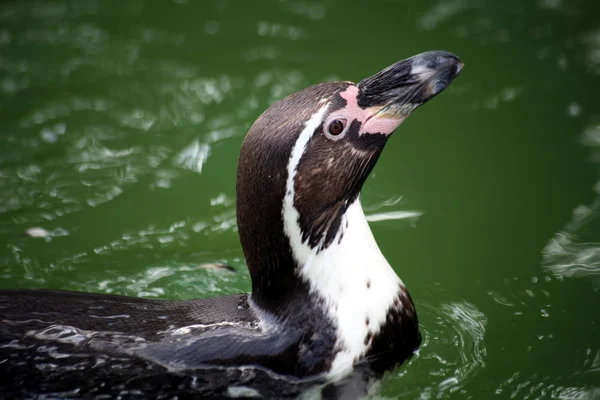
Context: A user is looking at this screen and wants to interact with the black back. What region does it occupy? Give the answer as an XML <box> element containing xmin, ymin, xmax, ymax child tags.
<box><xmin>0</xmin><ymin>290</ymin><xmax>332</xmax><ymax>398</ymax></box>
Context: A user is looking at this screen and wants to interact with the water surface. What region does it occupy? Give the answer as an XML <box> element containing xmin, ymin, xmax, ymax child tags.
<box><xmin>1</xmin><ymin>0</ymin><xmax>599</xmax><ymax>398</ymax></box>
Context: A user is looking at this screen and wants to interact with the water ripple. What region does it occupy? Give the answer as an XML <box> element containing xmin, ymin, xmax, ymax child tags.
<box><xmin>174</xmin><ymin>140</ymin><xmax>211</xmax><ymax>173</ymax></box>
<box><xmin>543</xmin><ymin>123</ymin><xmax>600</xmax><ymax>286</ymax></box>
<box><xmin>364</xmin><ymin>195</ymin><xmax>422</xmax><ymax>226</ymax></box>
<box><xmin>494</xmin><ymin>372</ymin><xmax>600</xmax><ymax>399</ymax></box>
<box><xmin>402</xmin><ymin>299</ymin><xmax>487</xmax><ymax>399</ymax></box>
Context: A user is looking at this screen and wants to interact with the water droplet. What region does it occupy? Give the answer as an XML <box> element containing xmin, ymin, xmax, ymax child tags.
<box><xmin>567</xmin><ymin>102</ymin><xmax>582</xmax><ymax>117</ymax></box>
<box><xmin>205</xmin><ymin>20</ymin><xmax>220</xmax><ymax>35</ymax></box>
<box><xmin>24</xmin><ymin>227</ymin><xmax>49</xmax><ymax>238</ymax></box>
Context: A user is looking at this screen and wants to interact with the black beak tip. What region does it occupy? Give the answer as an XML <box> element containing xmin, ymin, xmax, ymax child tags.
<box><xmin>357</xmin><ymin>50</ymin><xmax>464</xmax><ymax>109</ymax></box>
<box><xmin>412</xmin><ymin>50</ymin><xmax>463</xmax><ymax>74</ymax></box>
<box><xmin>411</xmin><ymin>51</ymin><xmax>463</xmax><ymax>96</ymax></box>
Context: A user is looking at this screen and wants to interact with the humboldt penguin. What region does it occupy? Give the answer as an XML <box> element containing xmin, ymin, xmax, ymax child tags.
<box><xmin>0</xmin><ymin>50</ymin><xmax>463</xmax><ymax>398</ymax></box>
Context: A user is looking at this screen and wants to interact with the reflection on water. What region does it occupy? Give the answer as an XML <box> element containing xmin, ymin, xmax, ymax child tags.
<box><xmin>538</xmin><ymin>121</ymin><xmax>600</xmax><ymax>393</ymax></box>
<box><xmin>364</xmin><ymin>195</ymin><xmax>423</xmax><ymax>225</ymax></box>
<box><xmin>543</xmin><ymin>123</ymin><xmax>600</xmax><ymax>285</ymax></box>
<box><xmin>405</xmin><ymin>299</ymin><xmax>487</xmax><ymax>399</ymax></box>
<box><xmin>174</xmin><ymin>140</ymin><xmax>211</xmax><ymax>173</ymax></box>
<box><xmin>1</xmin><ymin>0</ymin><xmax>600</xmax><ymax>398</ymax></box>
<box><xmin>2</xmin><ymin>215</ymin><xmax>247</xmax><ymax>297</ymax></box>
<box><xmin>583</xmin><ymin>30</ymin><xmax>600</xmax><ymax>75</ymax></box>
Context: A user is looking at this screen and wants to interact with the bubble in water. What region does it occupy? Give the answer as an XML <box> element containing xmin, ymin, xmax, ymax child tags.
<box><xmin>205</xmin><ymin>20</ymin><xmax>220</xmax><ymax>35</ymax></box>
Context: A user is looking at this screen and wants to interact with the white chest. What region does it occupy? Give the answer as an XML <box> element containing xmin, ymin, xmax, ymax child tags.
<box><xmin>284</xmin><ymin>197</ymin><xmax>403</xmax><ymax>378</ymax></box>
<box><xmin>281</xmin><ymin>105</ymin><xmax>405</xmax><ymax>378</ymax></box>
<box><xmin>301</xmin><ymin>201</ymin><xmax>402</xmax><ymax>377</ymax></box>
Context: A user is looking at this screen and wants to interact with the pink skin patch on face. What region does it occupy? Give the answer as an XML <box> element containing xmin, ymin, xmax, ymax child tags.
<box><xmin>337</xmin><ymin>86</ymin><xmax>407</xmax><ymax>136</ymax></box>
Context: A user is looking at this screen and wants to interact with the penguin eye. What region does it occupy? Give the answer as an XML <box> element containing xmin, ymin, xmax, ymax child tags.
<box><xmin>327</xmin><ymin>119</ymin><xmax>346</xmax><ymax>136</ymax></box>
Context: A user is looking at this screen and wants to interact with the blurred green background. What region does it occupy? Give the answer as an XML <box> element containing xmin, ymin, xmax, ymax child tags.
<box><xmin>1</xmin><ymin>0</ymin><xmax>599</xmax><ymax>398</ymax></box>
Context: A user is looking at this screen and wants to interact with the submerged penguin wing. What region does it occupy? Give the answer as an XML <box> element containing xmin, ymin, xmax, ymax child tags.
<box><xmin>0</xmin><ymin>290</ymin><xmax>323</xmax><ymax>397</ymax></box>
<box><xmin>0</xmin><ymin>289</ymin><xmax>255</xmax><ymax>338</ymax></box>
<box><xmin>131</xmin><ymin>325</ymin><xmax>305</xmax><ymax>374</ymax></box>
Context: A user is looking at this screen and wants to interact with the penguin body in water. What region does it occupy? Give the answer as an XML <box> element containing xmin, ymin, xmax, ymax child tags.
<box><xmin>0</xmin><ymin>51</ymin><xmax>463</xmax><ymax>398</ymax></box>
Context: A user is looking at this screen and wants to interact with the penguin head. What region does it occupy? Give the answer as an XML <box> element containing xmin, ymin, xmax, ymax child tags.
<box><xmin>236</xmin><ymin>51</ymin><xmax>463</xmax><ymax>304</ymax></box>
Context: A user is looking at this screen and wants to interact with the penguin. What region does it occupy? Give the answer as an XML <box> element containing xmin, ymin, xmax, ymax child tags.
<box><xmin>0</xmin><ymin>50</ymin><xmax>463</xmax><ymax>398</ymax></box>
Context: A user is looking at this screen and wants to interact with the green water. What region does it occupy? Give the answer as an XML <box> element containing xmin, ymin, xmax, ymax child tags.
<box><xmin>1</xmin><ymin>0</ymin><xmax>599</xmax><ymax>398</ymax></box>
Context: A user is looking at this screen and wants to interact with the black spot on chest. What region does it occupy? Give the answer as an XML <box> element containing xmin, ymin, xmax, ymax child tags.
<box><xmin>364</xmin><ymin>287</ymin><xmax>421</xmax><ymax>374</ymax></box>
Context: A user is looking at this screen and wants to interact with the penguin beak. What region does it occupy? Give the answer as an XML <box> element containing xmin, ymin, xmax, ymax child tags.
<box><xmin>357</xmin><ymin>51</ymin><xmax>463</xmax><ymax>118</ymax></box>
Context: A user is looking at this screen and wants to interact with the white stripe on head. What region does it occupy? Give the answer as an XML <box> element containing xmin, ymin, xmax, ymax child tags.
<box><xmin>282</xmin><ymin>104</ymin><xmax>404</xmax><ymax>379</ymax></box>
<box><xmin>283</xmin><ymin>103</ymin><xmax>329</xmax><ymax>264</ymax></box>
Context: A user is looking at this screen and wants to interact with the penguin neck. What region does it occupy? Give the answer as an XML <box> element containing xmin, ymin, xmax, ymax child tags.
<box><xmin>281</xmin><ymin>109</ymin><xmax>408</xmax><ymax>371</ymax></box>
<box><xmin>236</xmin><ymin>103</ymin><xmax>403</xmax><ymax>343</ymax></box>
<box><xmin>235</xmin><ymin>108</ymin><xmax>312</xmax><ymax>315</ymax></box>
<box><xmin>285</xmin><ymin>196</ymin><xmax>404</xmax><ymax>376</ymax></box>
<box><xmin>236</xmin><ymin>167</ymin><xmax>302</xmax><ymax>315</ymax></box>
